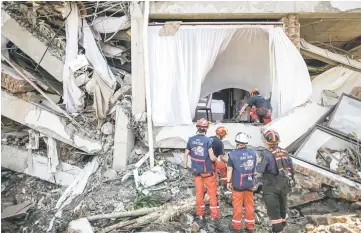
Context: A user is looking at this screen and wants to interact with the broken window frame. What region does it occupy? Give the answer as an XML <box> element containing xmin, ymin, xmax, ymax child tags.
<box><xmin>327</xmin><ymin>93</ymin><xmax>361</xmax><ymax>140</ymax></box>
<box><xmin>292</xmin><ymin>124</ymin><xmax>361</xmax><ymax>184</ymax></box>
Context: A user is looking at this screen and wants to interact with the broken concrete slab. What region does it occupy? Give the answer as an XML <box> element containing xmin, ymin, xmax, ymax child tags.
<box><xmin>139</xmin><ymin>166</ymin><xmax>167</xmax><ymax>188</ymax></box>
<box><xmin>1</xmin><ymin>91</ymin><xmax>102</xmax><ymax>153</ymax></box>
<box><xmin>1</xmin><ymin>145</ymin><xmax>81</xmax><ymax>186</ymax></box>
<box><xmin>288</xmin><ymin>192</ymin><xmax>326</xmax><ymax>207</ymax></box>
<box><xmin>1</xmin><ymin>11</ymin><xmax>63</xmax><ymax>82</ymax></box>
<box><xmin>113</xmin><ymin>105</ymin><xmax>134</xmax><ymax>170</ymax></box>
<box><xmin>1</xmin><ymin>201</ymin><xmax>33</xmax><ymax>220</ymax></box>
<box><xmin>152</xmin><ymin>123</ymin><xmax>264</xmax><ymax>149</ymax></box>
<box><xmin>265</xmin><ymin>102</ymin><xmax>329</xmax><ymax>149</ymax></box>
<box><xmin>68</xmin><ymin>218</ymin><xmax>94</xmax><ymax>233</ymax></box>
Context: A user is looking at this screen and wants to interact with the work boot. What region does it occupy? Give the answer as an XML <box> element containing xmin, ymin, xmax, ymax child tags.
<box><xmin>195</xmin><ymin>216</ymin><xmax>206</xmax><ymax>227</ymax></box>
<box><xmin>228</xmin><ymin>223</ymin><xmax>242</xmax><ymax>233</ymax></box>
<box><xmin>208</xmin><ymin>218</ymin><xmax>221</xmax><ymax>230</ymax></box>
<box><xmin>242</xmin><ymin>229</ymin><xmax>254</xmax><ymax>233</ymax></box>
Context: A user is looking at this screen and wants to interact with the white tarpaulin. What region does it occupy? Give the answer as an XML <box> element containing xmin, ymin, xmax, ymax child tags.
<box><xmin>62</xmin><ymin>2</ymin><xmax>85</xmax><ymax>113</ymax></box>
<box><xmin>312</xmin><ymin>66</ymin><xmax>361</xmax><ymax>106</ymax></box>
<box><xmin>148</xmin><ymin>25</ymin><xmax>312</xmax><ymax>126</ymax></box>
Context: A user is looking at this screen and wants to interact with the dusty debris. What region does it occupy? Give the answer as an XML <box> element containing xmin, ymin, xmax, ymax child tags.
<box><xmin>139</xmin><ymin>166</ymin><xmax>167</xmax><ymax>188</ymax></box>
<box><xmin>1</xmin><ymin>201</ymin><xmax>33</xmax><ymax>220</ymax></box>
<box><xmin>68</xmin><ymin>218</ymin><xmax>94</xmax><ymax>233</ymax></box>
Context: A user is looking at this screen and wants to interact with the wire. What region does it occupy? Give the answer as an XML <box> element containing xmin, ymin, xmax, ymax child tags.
<box><xmin>83</xmin><ymin>4</ymin><xmax>126</xmax><ymax>28</ymax></box>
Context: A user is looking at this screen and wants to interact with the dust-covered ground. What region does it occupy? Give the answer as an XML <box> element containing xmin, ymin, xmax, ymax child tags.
<box><xmin>1</xmin><ymin>154</ymin><xmax>311</xmax><ymax>233</ymax></box>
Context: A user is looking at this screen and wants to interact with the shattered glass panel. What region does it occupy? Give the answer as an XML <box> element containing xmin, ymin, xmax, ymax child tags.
<box><xmin>329</xmin><ymin>95</ymin><xmax>361</xmax><ymax>139</ymax></box>
<box><xmin>295</xmin><ymin>129</ymin><xmax>361</xmax><ymax>180</ymax></box>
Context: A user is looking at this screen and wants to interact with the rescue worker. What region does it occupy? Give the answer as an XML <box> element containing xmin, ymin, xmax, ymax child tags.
<box><xmin>238</xmin><ymin>88</ymin><xmax>272</xmax><ymax>124</ymax></box>
<box><xmin>184</xmin><ymin>118</ymin><xmax>219</xmax><ymax>225</ymax></box>
<box><xmin>227</xmin><ymin>133</ymin><xmax>257</xmax><ymax>233</ymax></box>
<box><xmin>210</xmin><ymin>126</ymin><xmax>229</xmax><ymax>190</ymax></box>
<box><xmin>256</xmin><ymin>130</ymin><xmax>295</xmax><ymax>233</ymax></box>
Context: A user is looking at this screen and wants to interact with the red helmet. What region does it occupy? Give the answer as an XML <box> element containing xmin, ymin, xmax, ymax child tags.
<box><xmin>216</xmin><ymin>126</ymin><xmax>228</xmax><ymax>137</ymax></box>
<box><xmin>196</xmin><ymin>118</ymin><xmax>210</xmax><ymax>129</ymax></box>
<box><xmin>263</xmin><ymin>130</ymin><xmax>280</xmax><ymax>144</ymax></box>
<box><xmin>250</xmin><ymin>88</ymin><xmax>259</xmax><ymax>95</ymax></box>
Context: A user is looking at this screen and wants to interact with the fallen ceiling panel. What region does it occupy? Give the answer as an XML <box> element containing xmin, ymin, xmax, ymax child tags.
<box><xmin>328</xmin><ymin>94</ymin><xmax>361</xmax><ymax>140</ymax></box>
<box><xmin>300</xmin><ymin>39</ymin><xmax>361</xmax><ymax>71</ymax></box>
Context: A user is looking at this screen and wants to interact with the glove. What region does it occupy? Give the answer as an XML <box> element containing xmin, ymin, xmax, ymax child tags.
<box><xmin>289</xmin><ymin>178</ymin><xmax>296</xmax><ymax>188</ymax></box>
<box><xmin>227</xmin><ymin>183</ymin><xmax>233</xmax><ymax>191</ymax></box>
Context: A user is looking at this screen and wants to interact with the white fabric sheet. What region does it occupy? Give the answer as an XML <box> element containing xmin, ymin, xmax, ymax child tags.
<box><xmin>62</xmin><ymin>2</ymin><xmax>84</xmax><ymax>113</ymax></box>
<box><xmin>271</xmin><ymin>27</ymin><xmax>312</xmax><ymax>118</ymax></box>
<box><xmin>312</xmin><ymin>66</ymin><xmax>361</xmax><ymax>106</ymax></box>
<box><xmin>148</xmin><ymin>25</ymin><xmax>312</xmax><ymax>126</ymax></box>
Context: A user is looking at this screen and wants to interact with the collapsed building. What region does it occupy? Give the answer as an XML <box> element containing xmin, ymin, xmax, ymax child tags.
<box><xmin>1</xmin><ymin>1</ymin><xmax>361</xmax><ymax>233</ymax></box>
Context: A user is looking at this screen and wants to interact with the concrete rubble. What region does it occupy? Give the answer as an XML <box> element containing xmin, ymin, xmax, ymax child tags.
<box><xmin>1</xmin><ymin>1</ymin><xmax>361</xmax><ymax>233</ymax></box>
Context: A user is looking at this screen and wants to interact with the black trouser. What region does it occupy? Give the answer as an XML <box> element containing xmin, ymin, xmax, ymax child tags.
<box><xmin>256</xmin><ymin>108</ymin><xmax>267</xmax><ymax>123</ymax></box>
<box><xmin>262</xmin><ymin>177</ymin><xmax>290</xmax><ymax>233</ymax></box>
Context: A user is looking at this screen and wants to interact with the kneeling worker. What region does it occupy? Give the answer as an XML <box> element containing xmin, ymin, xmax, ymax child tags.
<box><xmin>210</xmin><ymin>126</ymin><xmax>229</xmax><ymax>190</ymax></box>
<box><xmin>239</xmin><ymin>88</ymin><xmax>272</xmax><ymax>124</ymax></box>
<box><xmin>227</xmin><ymin>133</ymin><xmax>257</xmax><ymax>232</ymax></box>
<box><xmin>256</xmin><ymin>130</ymin><xmax>295</xmax><ymax>233</ymax></box>
<box><xmin>184</xmin><ymin>118</ymin><xmax>219</xmax><ymax>224</ymax></box>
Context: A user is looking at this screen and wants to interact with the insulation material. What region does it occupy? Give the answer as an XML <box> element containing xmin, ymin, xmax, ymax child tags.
<box><xmin>312</xmin><ymin>67</ymin><xmax>361</xmax><ymax>106</ymax></box>
<box><xmin>82</xmin><ymin>19</ymin><xmax>116</xmax><ymax>90</ymax></box>
<box><xmin>62</xmin><ymin>2</ymin><xmax>85</xmax><ymax>113</ymax></box>
<box><xmin>329</xmin><ymin>95</ymin><xmax>361</xmax><ymax>139</ymax></box>
<box><xmin>92</xmin><ymin>16</ymin><xmax>130</xmax><ymax>33</ymax></box>
<box><xmin>148</xmin><ymin>25</ymin><xmax>312</xmax><ymax>126</ymax></box>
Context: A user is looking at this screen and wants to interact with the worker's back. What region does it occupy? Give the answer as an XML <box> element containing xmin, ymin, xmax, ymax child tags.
<box><xmin>229</xmin><ymin>148</ymin><xmax>257</xmax><ymax>191</ymax></box>
<box><xmin>187</xmin><ymin>135</ymin><xmax>214</xmax><ymax>174</ymax></box>
<box><xmin>247</xmin><ymin>94</ymin><xmax>271</xmax><ymax>109</ymax></box>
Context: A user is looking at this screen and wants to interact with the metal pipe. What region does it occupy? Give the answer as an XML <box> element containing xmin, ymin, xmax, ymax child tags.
<box><xmin>143</xmin><ymin>1</ymin><xmax>155</xmax><ymax>168</ymax></box>
<box><xmin>148</xmin><ymin>21</ymin><xmax>283</xmax><ymax>26</ymax></box>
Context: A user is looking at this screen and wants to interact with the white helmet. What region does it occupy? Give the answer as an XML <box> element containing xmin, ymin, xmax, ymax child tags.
<box><xmin>235</xmin><ymin>132</ymin><xmax>249</xmax><ymax>145</ymax></box>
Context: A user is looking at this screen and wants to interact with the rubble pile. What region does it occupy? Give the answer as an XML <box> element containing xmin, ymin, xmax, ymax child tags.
<box><xmin>317</xmin><ymin>147</ymin><xmax>361</xmax><ymax>182</ymax></box>
<box><xmin>304</xmin><ymin>214</ymin><xmax>361</xmax><ymax>233</ymax></box>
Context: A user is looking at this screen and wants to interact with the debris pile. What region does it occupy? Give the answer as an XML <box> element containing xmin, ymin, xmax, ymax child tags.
<box><xmin>304</xmin><ymin>214</ymin><xmax>361</xmax><ymax>233</ymax></box>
